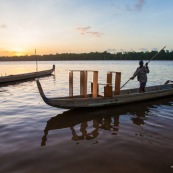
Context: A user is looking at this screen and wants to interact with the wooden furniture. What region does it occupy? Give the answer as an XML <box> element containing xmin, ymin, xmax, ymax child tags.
<box><xmin>69</xmin><ymin>70</ymin><xmax>98</xmax><ymax>98</ymax></box>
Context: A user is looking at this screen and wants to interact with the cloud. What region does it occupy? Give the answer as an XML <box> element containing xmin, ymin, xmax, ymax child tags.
<box><xmin>0</xmin><ymin>50</ymin><xmax>23</xmax><ymax>56</ymax></box>
<box><xmin>126</xmin><ymin>0</ymin><xmax>145</xmax><ymax>12</ymax></box>
<box><xmin>107</xmin><ymin>48</ymin><xmax>116</xmax><ymax>53</ymax></box>
<box><xmin>76</xmin><ymin>26</ymin><xmax>91</xmax><ymax>34</ymax></box>
<box><xmin>76</xmin><ymin>26</ymin><xmax>103</xmax><ymax>38</ymax></box>
<box><xmin>139</xmin><ymin>48</ymin><xmax>148</xmax><ymax>52</ymax></box>
<box><xmin>85</xmin><ymin>31</ymin><xmax>103</xmax><ymax>37</ymax></box>
<box><xmin>0</xmin><ymin>24</ymin><xmax>7</xmax><ymax>29</ymax></box>
<box><xmin>152</xmin><ymin>48</ymin><xmax>158</xmax><ymax>51</ymax></box>
<box><xmin>135</xmin><ymin>0</ymin><xmax>145</xmax><ymax>11</ymax></box>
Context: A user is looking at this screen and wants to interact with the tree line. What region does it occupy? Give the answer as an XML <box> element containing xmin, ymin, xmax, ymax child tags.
<box><xmin>0</xmin><ymin>50</ymin><xmax>173</xmax><ymax>61</ymax></box>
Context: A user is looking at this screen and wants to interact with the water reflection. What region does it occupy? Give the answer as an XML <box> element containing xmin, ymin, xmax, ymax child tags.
<box><xmin>41</xmin><ymin>97</ymin><xmax>173</xmax><ymax>146</ymax></box>
<box><xmin>131</xmin><ymin>109</ymin><xmax>147</xmax><ymax>125</ymax></box>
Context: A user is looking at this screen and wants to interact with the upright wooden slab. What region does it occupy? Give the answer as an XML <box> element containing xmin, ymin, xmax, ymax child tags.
<box><xmin>80</xmin><ymin>71</ymin><xmax>87</xmax><ymax>98</ymax></box>
<box><xmin>69</xmin><ymin>71</ymin><xmax>73</xmax><ymax>97</ymax></box>
<box><xmin>92</xmin><ymin>71</ymin><xmax>98</xmax><ymax>98</ymax></box>
<box><xmin>107</xmin><ymin>72</ymin><xmax>112</xmax><ymax>85</ymax></box>
<box><xmin>115</xmin><ymin>72</ymin><xmax>121</xmax><ymax>95</ymax></box>
<box><xmin>83</xmin><ymin>71</ymin><xmax>88</xmax><ymax>98</ymax></box>
<box><xmin>104</xmin><ymin>85</ymin><xmax>113</xmax><ymax>97</ymax></box>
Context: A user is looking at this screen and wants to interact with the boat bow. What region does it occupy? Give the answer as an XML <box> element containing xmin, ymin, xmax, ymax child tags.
<box><xmin>36</xmin><ymin>79</ymin><xmax>51</xmax><ymax>106</ymax></box>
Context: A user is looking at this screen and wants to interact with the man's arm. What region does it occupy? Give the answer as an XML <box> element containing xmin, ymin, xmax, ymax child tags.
<box><xmin>130</xmin><ymin>68</ymin><xmax>139</xmax><ymax>80</ymax></box>
<box><xmin>145</xmin><ymin>63</ymin><xmax>149</xmax><ymax>73</ymax></box>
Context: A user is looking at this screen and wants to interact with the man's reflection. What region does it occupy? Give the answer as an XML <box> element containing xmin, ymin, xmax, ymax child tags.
<box><xmin>99</xmin><ymin>116</ymin><xmax>119</xmax><ymax>135</ymax></box>
<box><xmin>131</xmin><ymin>109</ymin><xmax>149</xmax><ymax>125</ymax></box>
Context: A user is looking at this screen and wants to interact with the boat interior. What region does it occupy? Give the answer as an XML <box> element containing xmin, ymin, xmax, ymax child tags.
<box><xmin>120</xmin><ymin>84</ymin><xmax>173</xmax><ymax>95</ymax></box>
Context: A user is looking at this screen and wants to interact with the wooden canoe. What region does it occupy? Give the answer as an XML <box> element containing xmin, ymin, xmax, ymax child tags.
<box><xmin>0</xmin><ymin>65</ymin><xmax>55</xmax><ymax>85</ymax></box>
<box><xmin>36</xmin><ymin>79</ymin><xmax>173</xmax><ymax>109</ymax></box>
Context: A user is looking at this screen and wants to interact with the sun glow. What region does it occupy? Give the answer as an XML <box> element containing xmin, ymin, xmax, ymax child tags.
<box><xmin>1</xmin><ymin>26</ymin><xmax>40</xmax><ymax>57</ymax></box>
<box><xmin>11</xmin><ymin>48</ymin><xmax>26</xmax><ymax>56</ymax></box>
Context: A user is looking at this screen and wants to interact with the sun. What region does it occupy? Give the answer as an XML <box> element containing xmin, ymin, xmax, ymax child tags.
<box><xmin>12</xmin><ymin>48</ymin><xmax>26</xmax><ymax>56</ymax></box>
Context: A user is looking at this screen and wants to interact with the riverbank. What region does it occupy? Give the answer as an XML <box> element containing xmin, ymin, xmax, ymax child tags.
<box><xmin>1</xmin><ymin>50</ymin><xmax>173</xmax><ymax>61</ymax></box>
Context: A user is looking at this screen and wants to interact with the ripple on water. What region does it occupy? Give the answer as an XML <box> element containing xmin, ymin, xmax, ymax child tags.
<box><xmin>0</xmin><ymin>61</ymin><xmax>173</xmax><ymax>173</ymax></box>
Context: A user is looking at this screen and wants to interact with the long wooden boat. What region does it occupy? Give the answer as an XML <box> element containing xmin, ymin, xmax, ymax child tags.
<box><xmin>36</xmin><ymin>79</ymin><xmax>173</xmax><ymax>109</ymax></box>
<box><xmin>0</xmin><ymin>65</ymin><xmax>55</xmax><ymax>85</ymax></box>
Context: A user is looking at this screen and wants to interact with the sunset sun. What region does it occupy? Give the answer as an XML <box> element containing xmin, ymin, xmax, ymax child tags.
<box><xmin>12</xmin><ymin>48</ymin><xmax>26</xmax><ymax>56</ymax></box>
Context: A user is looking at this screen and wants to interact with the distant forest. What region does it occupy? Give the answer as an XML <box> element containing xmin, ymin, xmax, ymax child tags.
<box><xmin>0</xmin><ymin>50</ymin><xmax>173</xmax><ymax>61</ymax></box>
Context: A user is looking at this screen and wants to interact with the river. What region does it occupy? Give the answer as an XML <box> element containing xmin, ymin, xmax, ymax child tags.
<box><xmin>0</xmin><ymin>60</ymin><xmax>173</xmax><ymax>173</ymax></box>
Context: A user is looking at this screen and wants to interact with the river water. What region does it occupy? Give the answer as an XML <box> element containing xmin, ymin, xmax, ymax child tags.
<box><xmin>0</xmin><ymin>61</ymin><xmax>173</xmax><ymax>173</ymax></box>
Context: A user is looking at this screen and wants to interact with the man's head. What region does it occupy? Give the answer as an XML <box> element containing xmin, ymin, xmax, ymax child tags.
<box><xmin>139</xmin><ymin>60</ymin><xmax>143</xmax><ymax>66</ymax></box>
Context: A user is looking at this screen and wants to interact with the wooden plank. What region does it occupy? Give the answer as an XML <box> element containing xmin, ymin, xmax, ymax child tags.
<box><xmin>80</xmin><ymin>71</ymin><xmax>84</xmax><ymax>97</ymax></box>
<box><xmin>83</xmin><ymin>71</ymin><xmax>87</xmax><ymax>98</ymax></box>
<box><xmin>104</xmin><ymin>85</ymin><xmax>113</xmax><ymax>97</ymax></box>
<box><xmin>92</xmin><ymin>71</ymin><xmax>98</xmax><ymax>98</ymax></box>
<box><xmin>108</xmin><ymin>71</ymin><xmax>119</xmax><ymax>73</ymax></box>
<box><xmin>98</xmin><ymin>83</ymin><xmax>112</xmax><ymax>86</ymax></box>
<box><xmin>91</xmin><ymin>82</ymin><xmax>99</xmax><ymax>94</ymax></box>
<box><xmin>115</xmin><ymin>72</ymin><xmax>121</xmax><ymax>95</ymax></box>
<box><xmin>107</xmin><ymin>72</ymin><xmax>112</xmax><ymax>85</ymax></box>
<box><xmin>80</xmin><ymin>71</ymin><xmax>87</xmax><ymax>98</ymax></box>
<box><xmin>69</xmin><ymin>71</ymin><xmax>73</xmax><ymax>97</ymax></box>
<box><xmin>69</xmin><ymin>70</ymin><xmax>97</xmax><ymax>72</ymax></box>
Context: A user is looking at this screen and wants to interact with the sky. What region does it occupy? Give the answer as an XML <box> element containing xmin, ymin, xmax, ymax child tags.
<box><xmin>0</xmin><ymin>0</ymin><xmax>173</xmax><ymax>56</ymax></box>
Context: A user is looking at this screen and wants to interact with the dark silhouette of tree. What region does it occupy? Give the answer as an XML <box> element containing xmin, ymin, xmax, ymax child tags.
<box><xmin>0</xmin><ymin>50</ymin><xmax>173</xmax><ymax>61</ymax></box>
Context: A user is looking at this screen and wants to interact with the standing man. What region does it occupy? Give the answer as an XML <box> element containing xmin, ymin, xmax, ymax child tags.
<box><xmin>130</xmin><ymin>60</ymin><xmax>149</xmax><ymax>93</ymax></box>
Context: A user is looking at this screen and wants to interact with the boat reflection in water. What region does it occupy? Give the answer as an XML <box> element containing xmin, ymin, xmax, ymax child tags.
<box><xmin>41</xmin><ymin>97</ymin><xmax>173</xmax><ymax>146</ymax></box>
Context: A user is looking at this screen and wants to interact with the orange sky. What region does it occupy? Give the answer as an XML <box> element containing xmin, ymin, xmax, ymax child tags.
<box><xmin>0</xmin><ymin>0</ymin><xmax>173</xmax><ymax>57</ymax></box>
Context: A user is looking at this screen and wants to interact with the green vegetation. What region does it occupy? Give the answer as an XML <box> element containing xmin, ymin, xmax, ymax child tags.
<box><xmin>0</xmin><ymin>50</ymin><xmax>173</xmax><ymax>61</ymax></box>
